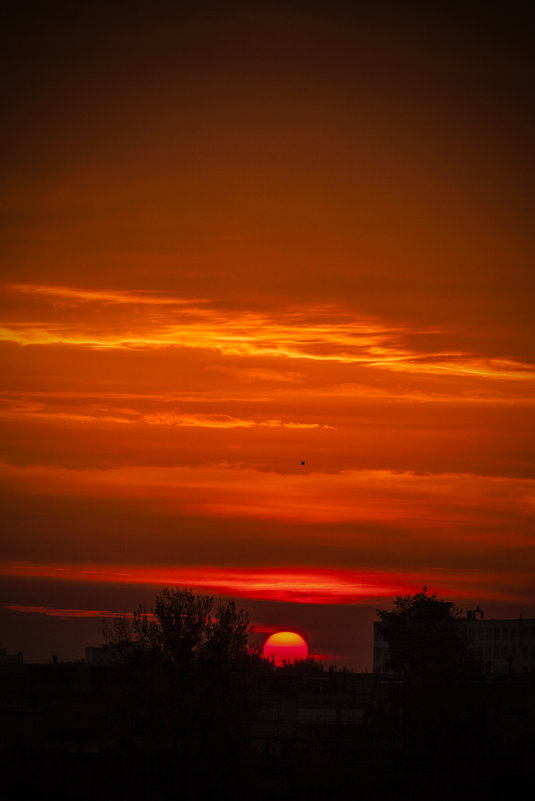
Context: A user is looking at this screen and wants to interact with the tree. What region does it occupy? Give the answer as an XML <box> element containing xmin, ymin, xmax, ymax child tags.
<box><xmin>124</xmin><ymin>586</ymin><xmax>253</xmax><ymax>664</ymax></box>
<box><xmin>376</xmin><ymin>586</ymin><xmax>466</xmax><ymax>680</ymax></box>
<box><xmin>278</xmin><ymin>656</ymin><xmax>325</xmax><ymax>675</ymax></box>
<box><xmin>103</xmin><ymin>587</ymin><xmax>267</xmax><ymax>796</ymax></box>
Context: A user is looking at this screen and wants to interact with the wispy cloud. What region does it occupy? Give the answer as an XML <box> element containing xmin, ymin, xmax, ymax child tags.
<box><xmin>7</xmin><ymin>284</ymin><xmax>209</xmax><ymax>306</ymax></box>
<box><xmin>0</xmin><ymin>399</ymin><xmax>327</xmax><ymax>430</ymax></box>
<box><xmin>4</xmin><ymin>604</ymin><xmax>137</xmax><ymax>620</ymax></box>
<box><xmin>3</xmin><ymin>284</ymin><xmax>533</xmax><ymax>380</ymax></box>
<box><xmin>209</xmin><ymin>366</ymin><xmax>304</xmax><ymax>384</ymax></box>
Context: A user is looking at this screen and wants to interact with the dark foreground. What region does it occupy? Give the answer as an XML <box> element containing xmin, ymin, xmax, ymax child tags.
<box><xmin>1</xmin><ymin>664</ymin><xmax>534</xmax><ymax>800</ymax></box>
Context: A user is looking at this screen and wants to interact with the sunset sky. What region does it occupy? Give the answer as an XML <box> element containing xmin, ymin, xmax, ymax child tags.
<box><xmin>1</xmin><ymin>1</ymin><xmax>534</xmax><ymax>667</ymax></box>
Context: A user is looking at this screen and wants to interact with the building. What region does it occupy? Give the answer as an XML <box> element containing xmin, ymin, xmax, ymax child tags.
<box><xmin>373</xmin><ymin>609</ymin><xmax>535</xmax><ymax>675</ymax></box>
<box><xmin>84</xmin><ymin>645</ymin><xmax>116</xmax><ymax>665</ymax></box>
<box><xmin>461</xmin><ymin>609</ymin><xmax>535</xmax><ymax>675</ymax></box>
<box><xmin>0</xmin><ymin>648</ymin><xmax>23</xmax><ymax>664</ymax></box>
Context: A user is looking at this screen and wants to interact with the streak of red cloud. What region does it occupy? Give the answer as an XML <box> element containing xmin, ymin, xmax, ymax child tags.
<box><xmin>0</xmin><ymin>562</ymin><xmax>530</xmax><ymax>605</ymax></box>
<box><xmin>4</xmin><ymin>605</ymin><xmax>139</xmax><ymax>620</ymax></box>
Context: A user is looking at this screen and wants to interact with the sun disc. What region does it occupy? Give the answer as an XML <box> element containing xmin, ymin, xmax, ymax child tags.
<box><xmin>263</xmin><ymin>631</ymin><xmax>308</xmax><ymax>665</ymax></box>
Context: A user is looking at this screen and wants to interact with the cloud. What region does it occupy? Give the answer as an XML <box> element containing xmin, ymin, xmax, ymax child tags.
<box><xmin>3</xmin><ymin>284</ymin><xmax>533</xmax><ymax>379</ymax></box>
<box><xmin>4</xmin><ymin>604</ymin><xmax>138</xmax><ymax>620</ymax></box>
<box><xmin>209</xmin><ymin>366</ymin><xmax>304</xmax><ymax>384</ymax></box>
<box><xmin>7</xmin><ymin>284</ymin><xmax>209</xmax><ymax>306</ymax></box>
<box><xmin>1</xmin><ymin>461</ymin><xmax>533</xmax><ymax>532</ymax></box>
<box><xmin>0</xmin><ymin>398</ymin><xmax>327</xmax><ymax>430</ymax></box>
<box><xmin>1</xmin><ymin>562</ymin><xmax>531</xmax><ymax>605</ymax></box>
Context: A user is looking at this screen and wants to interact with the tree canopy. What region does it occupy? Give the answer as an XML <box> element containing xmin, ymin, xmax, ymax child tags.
<box><xmin>128</xmin><ymin>586</ymin><xmax>253</xmax><ymax>666</ymax></box>
<box><xmin>376</xmin><ymin>586</ymin><xmax>467</xmax><ymax>680</ymax></box>
<box><xmin>103</xmin><ymin>587</ymin><xmax>266</xmax><ymax>796</ymax></box>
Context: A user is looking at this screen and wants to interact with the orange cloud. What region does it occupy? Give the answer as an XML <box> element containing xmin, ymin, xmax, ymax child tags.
<box><xmin>1</xmin><ymin>461</ymin><xmax>532</xmax><ymax>530</ymax></box>
<box><xmin>0</xmin><ymin>400</ymin><xmax>326</xmax><ymax>430</ymax></box>
<box><xmin>3</xmin><ymin>284</ymin><xmax>533</xmax><ymax>380</ymax></box>
<box><xmin>7</xmin><ymin>284</ymin><xmax>208</xmax><ymax>306</ymax></box>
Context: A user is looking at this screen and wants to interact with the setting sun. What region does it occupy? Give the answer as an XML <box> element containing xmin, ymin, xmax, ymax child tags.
<box><xmin>263</xmin><ymin>631</ymin><xmax>309</xmax><ymax>666</ymax></box>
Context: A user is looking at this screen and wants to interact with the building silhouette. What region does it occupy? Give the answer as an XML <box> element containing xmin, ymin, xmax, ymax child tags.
<box><xmin>373</xmin><ymin>609</ymin><xmax>535</xmax><ymax>675</ymax></box>
<box><xmin>0</xmin><ymin>648</ymin><xmax>23</xmax><ymax>665</ymax></box>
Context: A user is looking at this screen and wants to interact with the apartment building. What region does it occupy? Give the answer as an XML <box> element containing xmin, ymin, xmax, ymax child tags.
<box><xmin>373</xmin><ymin>610</ymin><xmax>535</xmax><ymax>675</ymax></box>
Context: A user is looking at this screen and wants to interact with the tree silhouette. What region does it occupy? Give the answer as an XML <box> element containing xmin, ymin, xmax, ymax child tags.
<box><xmin>376</xmin><ymin>586</ymin><xmax>466</xmax><ymax>680</ymax></box>
<box><xmin>279</xmin><ymin>656</ymin><xmax>325</xmax><ymax>675</ymax></box>
<box><xmin>104</xmin><ymin>587</ymin><xmax>267</xmax><ymax>797</ymax></box>
<box><xmin>124</xmin><ymin>587</ymin><xmax>253</xmax><ymax>663</ymax></box>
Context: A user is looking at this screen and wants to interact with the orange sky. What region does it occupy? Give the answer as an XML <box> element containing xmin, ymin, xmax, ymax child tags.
<box><xmin>1</xmin><ymin>2</ymin><xmax>534</xmax><ymax>666</ymax></box>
